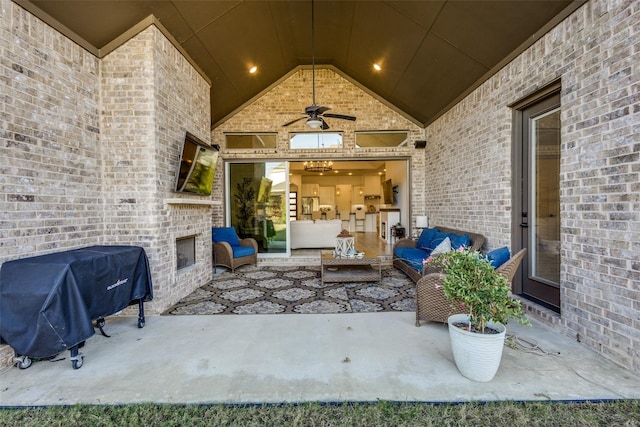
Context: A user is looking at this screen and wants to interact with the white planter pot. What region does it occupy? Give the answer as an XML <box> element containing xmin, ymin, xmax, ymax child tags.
<box><xmin>447</xmin><ymin>313</ymin><xmax>507</xmax><ymax>382</ymax></box>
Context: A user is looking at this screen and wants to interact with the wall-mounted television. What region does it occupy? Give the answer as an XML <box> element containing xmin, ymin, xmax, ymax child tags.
<box><xmin>382</xmin><ymin>179</ymin><xmax>394</xmax><ymax>204</ymax></box>
<box><xmin>175</xmin><ymin>132</ymin><xmax>220</xmax><ymax>196</ymax></box>
<box><xmin>257</xmin><ymin>177</ymin><xmax>273</xmax><ymax>203</ymax></box>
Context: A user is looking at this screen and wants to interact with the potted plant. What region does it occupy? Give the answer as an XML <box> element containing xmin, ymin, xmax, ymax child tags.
<box><xmin>233</xmin><ymin>178</ymin><xmax>255</xmax><ymax>238</ymax></box>
<box><xmin>424</xmin><ymin>246</ymin><xmax>530</xmax><ymax>382</ymax></box>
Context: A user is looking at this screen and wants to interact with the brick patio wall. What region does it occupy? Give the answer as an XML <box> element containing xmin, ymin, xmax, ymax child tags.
<box><xmin>425</xmin><ymin>0</ymin><xmax>639</xmax><ymax>373</ymax></box>
<box><xmin>100</xmin><ymin>26</ymin><xmax>212</xmax><ymax>313</ymax></box>
<box><xmin>0</xmin><ymin>0</ymin><xmax>103</xmax><ymax>259</ymax></box>
<box><xmin>1</xmin><ymin>0</ymin><xmax>211</xmax><ymax>365</ymax></box>
<box><xmin>152</xmin><ymin>28</ymin><xmax>214</xmax><ymax>310</ymax></box>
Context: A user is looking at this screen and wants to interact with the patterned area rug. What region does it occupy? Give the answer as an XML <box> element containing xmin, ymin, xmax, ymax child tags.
<box><xmin>164</xmin><ymin>265</ymin><xmax>415</xmax><ymax>315</ymax></box>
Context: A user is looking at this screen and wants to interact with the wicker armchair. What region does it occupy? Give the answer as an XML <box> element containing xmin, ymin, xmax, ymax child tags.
<box><xmin>212</xmin><ymin>227</ymin><xmax>258</xmax><ymax>272</ymax></box>
<box><xmin>414</xmin><ymin>248</ymin><xmax>527</xmax><ymax>326</ymax></box>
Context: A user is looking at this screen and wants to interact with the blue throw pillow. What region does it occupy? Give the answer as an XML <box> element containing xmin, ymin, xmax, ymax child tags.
<box><xmin>448</xmin><ymin>233</ymin><xmax>471</xmax><ymax>250</ymax></box>
<box><xmin>212</xmin><ymin>227</ymin><xmax>240</xmax><ymax>246</ymax></box>
<box><xmin>416</xmin><ymin>227</ymin><xmax>439</xmax><ymax>250</ymax></box>
<box><xmin>487</xmin><ymin>246</ymin><xmax>510</xmax><ymax>269</ymax></box>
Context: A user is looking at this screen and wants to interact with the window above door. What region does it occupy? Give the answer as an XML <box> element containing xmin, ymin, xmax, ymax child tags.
<box><xmin>355</xmin><ymin>131</ymin><xmax>409</xmax><ymax>148</ymax></box>
<box><xmin>289</xmin><ymin>133</ymin><xmax>343</xmax><ymax>150</ymax></box>
<box><xmin>225</xmin><ymin>133</ymin><xmax>277</xmax><ymax>149</ymax></box>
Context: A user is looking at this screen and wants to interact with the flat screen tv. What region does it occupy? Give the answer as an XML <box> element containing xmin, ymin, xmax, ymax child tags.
<box><xmin>382</xmin><ymin>179</ymin><xmax>394</xmax><ymax>204</ymax></box>
<box><xmin>175</xmin><ymin>132</ymin><xmax>220</xmax><ymax>196</ymax></box>
<box><xmin>257</xmin><ymin>177</ymin><xmax>273</xmax><ymax>203</ymax></box>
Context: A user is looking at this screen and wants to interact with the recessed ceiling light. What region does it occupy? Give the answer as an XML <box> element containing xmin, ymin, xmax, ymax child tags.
<box><xmin>348</xmin><ymin>172</ymin><xmax>352</xmax><ymax>176</ymax></box>
<box><xmin>373</xmin><ymin>63</ymin><xmax>381</xmax><ymax>71</ymax></box>
<box><xmin>249</xmin><ymin>66</ymin><xmax>257</xmax><ymax>74</ymax></box>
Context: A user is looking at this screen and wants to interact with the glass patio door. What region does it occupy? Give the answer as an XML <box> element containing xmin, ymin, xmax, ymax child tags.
<box><xmin>518</xmin><ymin>92</ymin><xmax>561</xmax><ymax>311</ymax></box>
<box><xmin>228</xmin><ymin>162</ymin><xmax>288</xmax><ymax>255</ymax></box>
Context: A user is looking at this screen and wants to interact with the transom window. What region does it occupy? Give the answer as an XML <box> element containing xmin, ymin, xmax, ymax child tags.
<box><xmin>289</xmin><ymin>132</ymin><xmax>343</xmax><ymax>149</ymax></box>
<box><xmin>355</xmin><ymin>131</ymin><xmax>409</xmax><ymax>148</ymax></box>
<box><xmin>226</xmin><ymin>133</ymin><xmax>277</xmax><ymax>149</ymax></box>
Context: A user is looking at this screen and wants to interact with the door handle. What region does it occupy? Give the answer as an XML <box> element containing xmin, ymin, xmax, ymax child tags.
<box><xmin>520</xmin><ymin>211</ymin><xmax>528</xmax><ymax>228</ymax></box>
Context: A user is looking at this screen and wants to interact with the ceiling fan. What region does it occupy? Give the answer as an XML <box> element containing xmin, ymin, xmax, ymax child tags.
<box><xmin>282</xmin><ymin>0</ymin><xmax>356</xmax><ymax>130</ymax></box>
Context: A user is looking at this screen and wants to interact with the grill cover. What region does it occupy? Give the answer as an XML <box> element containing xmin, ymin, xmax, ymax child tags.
<box><xmin>0</xmin><ymin>246</ymin><xmax>153</xmax><ymax>358</ymax></box>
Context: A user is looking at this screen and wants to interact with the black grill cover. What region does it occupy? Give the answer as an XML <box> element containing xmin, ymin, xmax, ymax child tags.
<box><xmin>0</xmin><ymin>246</ymin><xmax>153</xmax><ymax>358</ymax></box>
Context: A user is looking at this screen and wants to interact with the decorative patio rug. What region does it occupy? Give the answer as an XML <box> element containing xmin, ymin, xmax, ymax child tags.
<box><xmin>163</xmin><ymin>265</ymin><xmax>415</xmax><ymax>315</ymax></box>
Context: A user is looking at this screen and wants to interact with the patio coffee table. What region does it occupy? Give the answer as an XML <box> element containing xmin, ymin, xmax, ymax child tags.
<box><xmin>321</xmin><ymin>252</ymin><xmax>381</xmax><ymax>285</ymax></box>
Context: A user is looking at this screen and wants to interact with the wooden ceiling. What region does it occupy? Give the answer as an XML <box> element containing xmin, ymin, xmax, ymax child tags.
<box><xmin>21</xmin><ymin>0</ymin><xmax>582</xmax><ymax>128</ymax></box>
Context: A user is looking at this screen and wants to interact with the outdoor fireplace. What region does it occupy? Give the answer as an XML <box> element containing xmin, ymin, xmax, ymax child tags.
<box><xmin>176</xmin><ymin>235</ymin><xmax>196</xmax><ymax>270</ymax></box>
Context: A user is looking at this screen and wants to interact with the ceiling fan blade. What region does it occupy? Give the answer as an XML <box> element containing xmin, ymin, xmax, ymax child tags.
<box><xmin>282</xmin><ymin>116</ymin><xmax>307</xmax><ymax>127</ymax></box>
<box><xmin>323</xmin><ymin>113</ymin><xmax>357</xmax><ymax>121</ymax></box>
<box><xmin>305</xmin><ymin>105</ymin><xmax>330</xmax><ymax>115</ymax></box>
<box><xmin>320</xmin><ymin>117</ymin><xmax>330</xmax><ymax>130</ymax></box>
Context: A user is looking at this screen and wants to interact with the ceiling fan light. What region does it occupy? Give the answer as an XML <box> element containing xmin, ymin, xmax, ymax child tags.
<box><xmin>306</xmin><ymin>117</ymin><xmax>323</xmax><ymax>128</ymax></box>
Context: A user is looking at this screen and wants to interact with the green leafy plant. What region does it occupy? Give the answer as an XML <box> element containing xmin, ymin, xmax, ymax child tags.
<box><xmin>424</xmin><ymin>247</ymin><xmax>530</xmax><ymax>333</ymax></box>
<box><xmin>234</xmin><ymin>178</ymin><xmax>255</xmax><ymax>237</ymax></box>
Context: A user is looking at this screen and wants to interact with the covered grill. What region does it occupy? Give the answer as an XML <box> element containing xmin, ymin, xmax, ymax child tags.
<box><xmin>0</xmin><ymin>245</ymin><xmax>153</xmax><ymax>369</ymax></box>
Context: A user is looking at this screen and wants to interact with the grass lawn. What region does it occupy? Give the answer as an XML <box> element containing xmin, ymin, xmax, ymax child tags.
<box><xmin>1</xmin><ymin>400</ymin><xmax>639</xmax><ymax>426</ymax></box>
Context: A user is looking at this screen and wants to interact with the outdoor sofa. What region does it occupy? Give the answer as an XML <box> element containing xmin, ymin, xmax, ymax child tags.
<box><xmin>392</xmin><ymin>226</ymin><xmax>486</xmax><ymax>283</ymax></box>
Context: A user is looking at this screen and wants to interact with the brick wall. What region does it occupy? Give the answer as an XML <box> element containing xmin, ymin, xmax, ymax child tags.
<box><xmin>152</xmin><ymin>27</ymin><xmax>213</xmax><ymax>308</ymax></box>
<box><xmin>214</xmin><ymin>68</ymin><xmax>424</xmax><ymax>148</ymax></box>
<box><xmin>425</xmin><ymin>0</ymin><xmax>639</xmax><ymax>373</ymax></box>
<box><xmin>0</xmin><ymin>0</ymin><xmax>103</xmax><ymax>259</ymax></box>
<box><xmin>100</xmin><ymin>26</ymin><xmax>212</xmax><ymax>313</ymax></box>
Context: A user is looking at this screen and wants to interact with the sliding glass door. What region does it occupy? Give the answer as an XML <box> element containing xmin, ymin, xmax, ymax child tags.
<box><xmin>228</xmin><ymin>162</ymin><xmax>288</xmax><ymax>255</ymax></box>
<box><xmin>226</xmin><ymin>158</ymin><xmax>408</xmax><ymax>257</ymax></box>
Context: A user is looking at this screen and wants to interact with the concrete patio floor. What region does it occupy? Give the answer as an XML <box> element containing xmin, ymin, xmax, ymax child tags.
<box><xmin>0</xmin><ymin>312</ymin><xmax>638</xmax><ymax>406</ymax></box>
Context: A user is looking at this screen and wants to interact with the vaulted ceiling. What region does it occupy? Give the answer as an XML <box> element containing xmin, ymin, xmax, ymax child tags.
<box><xmin>21</xmin><ymin>0</ymin><xmax>580</xmax><ymax>128</ymax></box>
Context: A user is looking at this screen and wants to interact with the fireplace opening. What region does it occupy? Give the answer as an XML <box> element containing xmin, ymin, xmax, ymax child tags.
<box><xmin>176</xmin><ymin>235</ymin><xmax>196</xmax><ymax>270</ymax></box>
